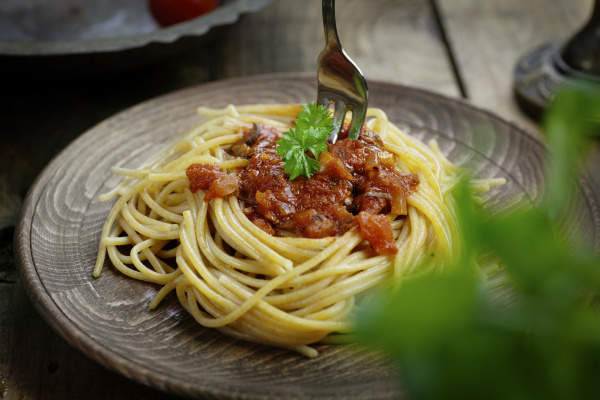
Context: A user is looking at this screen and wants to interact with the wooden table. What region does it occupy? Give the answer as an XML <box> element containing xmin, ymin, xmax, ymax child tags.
<box><xmin>0</xmin><ymin>0</ymin><xmax>595</xmax><ymax>398</ymax></box>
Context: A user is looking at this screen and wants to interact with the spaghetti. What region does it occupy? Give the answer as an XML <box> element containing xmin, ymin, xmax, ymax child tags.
<box><xmin>94</xmin><ymin>104</ymin><xmax>504</xmax><ymax>357</ymax></box>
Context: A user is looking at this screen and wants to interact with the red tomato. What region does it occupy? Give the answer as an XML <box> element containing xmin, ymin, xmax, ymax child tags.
<box><xmin>149</xmin><ymin>0</ymin><xmax>219</xmax><ymax>27</ymax></box>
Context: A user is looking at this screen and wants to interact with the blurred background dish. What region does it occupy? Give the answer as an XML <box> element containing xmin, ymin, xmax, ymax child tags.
<box><xmin>0</xmin><ymin>0</ymin><xmax>275</xmax><ymax>74</ymax></box>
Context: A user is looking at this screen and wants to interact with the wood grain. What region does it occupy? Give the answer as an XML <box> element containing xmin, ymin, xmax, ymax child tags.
<box><xmin>436</xmin><ymin>0</ymin><xmax>594</xmax><ymax>131</ymax></box>
<box><xmin>435</xmin><ymin>0</ymin><xmax>600</xmax><ymax>220</ymax></box>
<box><xmin>14</xmin><ymin>74</ymin><xmax>599</xmax><ymax>400</ymax></box>
<box><xmin>212</xmin><ymin>0</ymin><xmax>460</xmax><ymax>97</ymax></box>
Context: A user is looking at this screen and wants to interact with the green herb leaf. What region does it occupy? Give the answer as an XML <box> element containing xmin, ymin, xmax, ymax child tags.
<box><xmin>275</xmin><ymin>102</ymin><xmax>333</xmax><ymax>180</ymax></box>
<box><xmin>355</xmin><ymin>83</ymin><xmax>600</xmax><ymax>400</ymax></box>
<box><xmin>543</xmin><ymin>82</ymin><xmax>600</xmax><ymax>218</ymax></box>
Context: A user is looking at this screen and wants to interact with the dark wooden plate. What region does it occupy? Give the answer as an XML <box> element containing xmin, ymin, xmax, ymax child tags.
<box><xmin>14</xmin><ymin>74</ymin><xmax>600</xmax><ymax>400</ymax></box>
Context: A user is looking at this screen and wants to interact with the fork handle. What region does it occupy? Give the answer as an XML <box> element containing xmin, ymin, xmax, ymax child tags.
<box><xmin>322</xmin><ymin>0</ymin><xmax>341</xmax><ymax>49</ymax></box>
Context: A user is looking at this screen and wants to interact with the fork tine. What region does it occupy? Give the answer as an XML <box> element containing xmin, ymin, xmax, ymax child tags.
<box><xmin>348</xmin><ymin>102</ymin><xmax>366</xmax><ymax>140</ymax></box>
<box><xmin>317</xmin><ymin>96</ymin><xmax>330</xmax><ymax>109</ymax></box>
<box><xmin>317</xmin><ymin>0</ymin><xmax>368</xmax><ymax>143</ymax></box>
<box><xmin>330</xmin><ymin>101</ymin><xmax>347</xmax><ymax>143</ymax></box>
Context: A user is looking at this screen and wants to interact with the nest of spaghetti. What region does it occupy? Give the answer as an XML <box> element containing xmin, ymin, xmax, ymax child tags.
<box><xmin>94</xmin><ymin>104</ymin><xmax>504</xmax><ymax>357</ymax></box>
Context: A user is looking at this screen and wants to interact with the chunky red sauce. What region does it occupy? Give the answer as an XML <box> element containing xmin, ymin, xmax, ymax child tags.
<box><xmin>186</xmin><ymin>122</ymin><xmax>419</xmax><ymax>255</ymax></box>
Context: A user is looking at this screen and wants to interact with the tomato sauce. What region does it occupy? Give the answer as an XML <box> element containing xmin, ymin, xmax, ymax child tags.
<box><xmin>186</xmin><ymin>122</ymin><xmax>419</xmax><ymax>255</ymax></box>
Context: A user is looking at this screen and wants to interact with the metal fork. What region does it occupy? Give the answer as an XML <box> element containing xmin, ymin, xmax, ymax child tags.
<box><xmin>317</xmin><ymin>0</ymin><xmax>368</xmax><ymax>142</ymax></box>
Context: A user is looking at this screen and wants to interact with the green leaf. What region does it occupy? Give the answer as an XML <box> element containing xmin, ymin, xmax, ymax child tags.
<box><xmin>275</xmin><ymin>101</ymin><xmax>334</xmax><ymax>179</ymax></box>
<box><xmin>354</xmin><ymin>83</ymin><xmax>600</xmax><ymax>400</ymax></box>
<box><xmin>543</xmin><ymin>82</ymin><xmax>600</xmax><ymax>218</ymax></box>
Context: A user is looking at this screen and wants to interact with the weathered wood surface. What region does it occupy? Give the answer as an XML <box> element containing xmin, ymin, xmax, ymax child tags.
<box><xmin>436</xmin><ymin>0</ymin><xmax>600</xmax><ymax>200</ymax></box>
<box><xmin>437</xmin><ymin>0</ymin><xmax>594</xmax><ymax>130</ymax></box>
<box><xmin>212</xmin><ymin>0</ymin><xmax>459</xmax><ymax>97</ymax></box>
<box><xmin>0</xmin><ymin>0</ymin><xmax>596</xmax><ymax>399</ymax></box>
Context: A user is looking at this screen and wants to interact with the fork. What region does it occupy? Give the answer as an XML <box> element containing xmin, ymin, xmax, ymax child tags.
<box><xmin>317</xmin><ymin>0</ymin><xmax>368</xmax><ymax>142</ymax></box>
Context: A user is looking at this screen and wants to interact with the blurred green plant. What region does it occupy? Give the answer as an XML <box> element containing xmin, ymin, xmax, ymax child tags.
<box><xmin>356</xmin><ymin>83</ymin><xmax>600</xmax><ymax>400</ymax></box>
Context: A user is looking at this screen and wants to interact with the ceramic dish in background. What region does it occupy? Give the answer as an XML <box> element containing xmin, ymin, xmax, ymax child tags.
<box><xmin>0</xmin><ymin>0</ymin><xmax>275</xmax><ymax>74</ymax></box>
<box><xmin>14</xmin><ymin>74</ymin><xmax>600</xmax><ymax>399</ymax></box>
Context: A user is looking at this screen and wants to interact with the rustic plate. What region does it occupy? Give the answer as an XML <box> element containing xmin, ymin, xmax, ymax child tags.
<box><xmin>14</xmin><ymin>74</ymin><xmax>600</xmax><ymax>399</ymax></box>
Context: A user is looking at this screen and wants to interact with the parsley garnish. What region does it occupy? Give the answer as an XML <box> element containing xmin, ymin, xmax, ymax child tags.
<box><xmin>276</xmin><ymin>102</ymin><xmax>333</xmax><ymax>180</ymax></box>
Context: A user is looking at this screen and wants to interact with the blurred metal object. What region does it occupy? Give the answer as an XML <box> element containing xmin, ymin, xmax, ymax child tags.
<box><xmin>0</xmin><ymin>0</ymin><xmax>276</xmax><ymax>75</ymax></box>
<box><xmin>514</xmin><ymin>0</ymin><xmax>600</xmax><ymax>119</ymax></box>
<box><xmin>317</xmin><ymin>0</ymin><xmax>368</xmax><ymax>142</ymax></box>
